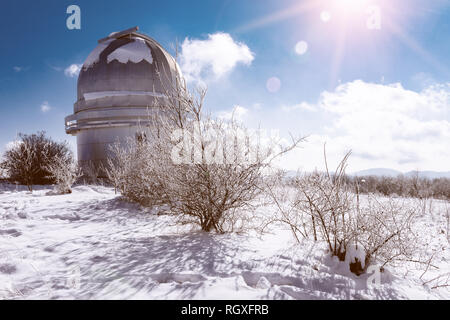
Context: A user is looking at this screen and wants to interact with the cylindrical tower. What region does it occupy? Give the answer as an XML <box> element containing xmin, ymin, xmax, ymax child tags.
<box><xmin>65</xmin><ymin>27</ymin><xmax>179</xmax><ymax>173</ymax></box>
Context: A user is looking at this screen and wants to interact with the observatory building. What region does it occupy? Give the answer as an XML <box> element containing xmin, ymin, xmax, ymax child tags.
<box><xmin>65</xmin><ymin>26</ymin><xmax>179</xmax><ymax>171</ymax></box>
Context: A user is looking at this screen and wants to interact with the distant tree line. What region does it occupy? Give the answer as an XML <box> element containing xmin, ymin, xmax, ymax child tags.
<box><xmin>346</xmin><ymin>173</ymin><xmax>450</xmax><ymax>200</ymax></box>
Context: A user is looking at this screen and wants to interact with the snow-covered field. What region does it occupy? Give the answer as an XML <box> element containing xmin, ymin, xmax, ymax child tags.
<box><xmin>0</xmin><ymin>183</ymin><xmax>448</xmax><ymax>300</ymax></box>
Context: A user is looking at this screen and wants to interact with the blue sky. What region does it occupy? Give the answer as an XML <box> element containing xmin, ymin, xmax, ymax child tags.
<box><xmin>1</xmin><ymin>0</ymin><xmax>449</xmax><ymax>172</ymax></box>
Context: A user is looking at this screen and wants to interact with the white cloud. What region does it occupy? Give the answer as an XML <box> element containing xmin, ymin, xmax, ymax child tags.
<box><xmin>64</xmin><ymin>64</ymin><xmax>82</xmax><ymax>77</ymax></box>
<box><xmin>180</xmin><ymin>33</ymin><xmax>254</xmax><ymax>83</ymax></box>
<box><xmin>49</xmin><ymin>64</ymin><xmax>63</xmax><ymax>72</ymax></box>
<box><xmin>13</xmin><ymin>66</ymin><xmax>30</xmax><ymax>72</ymax></box>
<box><xmin>281</xmin><ymin>102</ymin><xmax>316</xmax><ymax>112</ymax></box>
<box><xmin>252</xmin><ymin>103</ymin><xmax>262</xmax><ymax>110</ymax></box>
<box><xmin>40</xmin><ymin>101</ymin><xmax>51</xmax><ymax>113</ymax></box>
<box><xmin>218</xmin><ymin>105</ymin><xmax>249</xmax><ymax>121</ymax></box>
<box><xmin>279</xmin><ymin>80</ymin><xmax>450</xmax><ymax>172</ymax></box>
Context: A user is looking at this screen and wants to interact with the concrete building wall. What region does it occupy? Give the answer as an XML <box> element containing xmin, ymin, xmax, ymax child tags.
<box><xmin>76</xmin><ymin>126</ymin><xmax>142</xmax><ymax>169</ymax></box>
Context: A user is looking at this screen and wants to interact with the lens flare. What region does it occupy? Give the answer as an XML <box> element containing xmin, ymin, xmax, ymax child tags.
<box><xmin>266</xmin><ymin>77</ymin><xmax>281</xmax><ymax>93</ymax></box>
<box><xmin>295</xmin><ymin>41</ymin><xmax>308</xmax><ymax>55</ymax></box>
<box><xmin>320</xmin><ymin>11</ymin><xmax>331</xmax><ymax>22</ymax></box>
<box><xmin>333</xmin><ymin>0</ymin><xmax>369</xmax><ymax>13</ymax></box>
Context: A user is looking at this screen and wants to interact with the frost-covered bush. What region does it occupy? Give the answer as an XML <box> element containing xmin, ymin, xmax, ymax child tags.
<box><xmin>0</xmin><ymin>132</ymin><xmax>74</xmax><ymax>191</ymax></box>
<box><xmin>107</xmin><ymin>136</ymin><xmax>168</xmax><ymax>205</ymax></box>
<box><xmin>107</xmin><ymin>69</ymin><xmax>303</xmax><ymax>233</ymax></box>
<box><xmin>269</xmin><ymin>151</ymin><xmax>421</xmax><ymax>275</ymax></box>
<box><xmin>79</xmin><ymin>161</ymin><xmax>105</xmax><ymax>185</ymax></box>
<box><xmin>45</xmin><ymin>152</ymin><xmax>81</xmax><ymax>194</ymax></box>
<box><xmin>355</xmin><ymin>196</ymin><xmax>418</xmax><ymax>272</ymax></box>
<box><xmin>0</xmin><ymin>162</ymin><xmax>7</xmax><ymax>181</ymax></box>
<box><xmin>292</xmin><ymin>151</ymin><xmax>355</xmax><ymax>261</ymax></box>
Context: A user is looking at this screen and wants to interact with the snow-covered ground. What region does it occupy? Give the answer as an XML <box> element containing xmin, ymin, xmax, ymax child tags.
<box><xmin>0</xmin><ymin>183</ymin><xmax>448</xmax><ymax>300</ymax></box>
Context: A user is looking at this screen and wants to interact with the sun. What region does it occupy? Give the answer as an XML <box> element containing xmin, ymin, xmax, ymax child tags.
<box><xmin>322</xmin><ymin>0</ymin><xmax>376</xmax><ymax>27</ymax></box>
<box><xmin>319</xmin><ymin>0</ymin><xmax>372</xmax><ymax>25</ymax></box>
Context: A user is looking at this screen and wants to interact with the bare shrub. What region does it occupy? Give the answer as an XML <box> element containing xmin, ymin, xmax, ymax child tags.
<box><xmin>107</xmin><ymin>136</ymin><xmax>168</xmax><ymax>205</ymax></box>
<box><xmin>107</xmin><ymin>66</ymin><xmax>303</xmax><ymax>233</ymax></box>
<box><xmin>293</xmin><ymin>150</ymin><xmax>354</xmax><ymax>261</ymax></box>
<box><xmin>356</xmin><ymin>196</ymin><xmax>419</xmax><ymax>270</ymax></box>
<box><xmin>0</xmin><ymin>132</ymin><xmax>73</xmax><ymax>191</ymax></box>
<box><xmin>79</xmin><ymin>161</ymin><xmax>105</xmax><ymax>185</ymax></box>
<box><xmin>263</xmin><ymin>171</ymin><xmax>309</xmax><ymax>243</ymax></box>
<box><xmin>45</xmin><ymin>152</ymin><xmax>81</xmax><ymax>194</ymax></box>
<box><xmin>268</xmin><ymin>149</ymin><xmax>422</xmax><ymax>275</ymax></box>
<box><xmin>422</xmin><ymin>272</ymin><xmax>450</xmax><ymax>289</ymax></box>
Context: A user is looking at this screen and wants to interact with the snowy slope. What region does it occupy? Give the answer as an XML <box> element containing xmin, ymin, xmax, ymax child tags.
<box><xmin>0</xmin><ymin>184</ymin><xmax>448</xmax><ymax>300</ymax></box>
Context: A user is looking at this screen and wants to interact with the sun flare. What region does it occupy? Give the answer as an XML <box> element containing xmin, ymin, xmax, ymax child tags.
<box><xmin>332</xmin><ymin>0</ymin><xmax>370</xmax><ymax>13</ymax></box>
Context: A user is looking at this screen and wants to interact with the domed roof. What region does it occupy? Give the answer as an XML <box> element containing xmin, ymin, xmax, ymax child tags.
<box><xmin>76</xmin><ymin>27</ymin><xmax>180</xmax><ymax>111</ymax></box>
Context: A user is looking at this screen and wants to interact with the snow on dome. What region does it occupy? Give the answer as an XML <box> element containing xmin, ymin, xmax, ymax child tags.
<box><xmin>83</xmin><ymin>91</ymin><xmax>166</xmax><ymax>101</ymax></box>
<box><xmin>107</xmin><ymin>38</ymin><xmax>153</xmax><ymax>65</ymax></box>
<box><xmin>82</xmin><ymin>38</ymin><xmax>114</xmax><ymax>69</ymax></box>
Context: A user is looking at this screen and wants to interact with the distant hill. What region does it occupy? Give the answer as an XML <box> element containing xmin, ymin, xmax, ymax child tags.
<box><xmin>352</xmin><ymin>168</ymin><xmax>450</xmax><ymax>179</ymax></box>
<box><xmin>353</xmin><ymin>168</ymin><xmax>401</xmax><ymax>177</ymax></box>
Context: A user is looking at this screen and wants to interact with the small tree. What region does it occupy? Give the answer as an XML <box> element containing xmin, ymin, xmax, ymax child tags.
<box><xmin>107</xmin><ymin>64</ymin><xmax>304</xmax><ymax>232</ymax></box>
<box><xmin>1</xmin><ymin>132</ymin><xmax>73</xmax><ymax>191</ymax></box>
